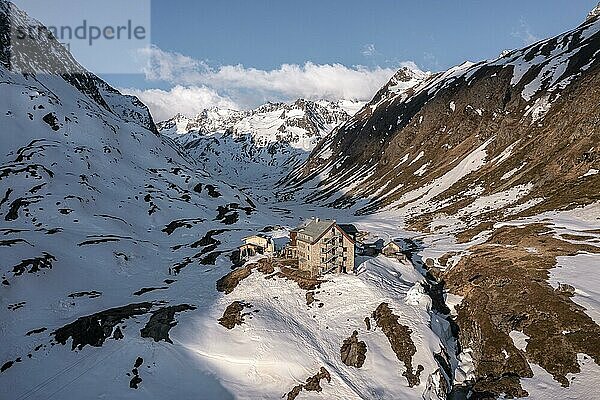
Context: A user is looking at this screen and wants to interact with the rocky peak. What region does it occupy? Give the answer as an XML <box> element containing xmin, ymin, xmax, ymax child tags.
<box><xmin>0</xmin><ymin>0</ymin><xmax>157</xmax><ymax>134</ymax></box>
<box><xmin>587</xmin><ymin>2</ymin><xmax>600</xmax><ymax>22</ymax></box>
<box><xmin>156</xmin><ymin>113</ymin><xmax>192</xmax><ymax>132</ymax></box>
<box><xmin>291</xmin><ymin>98</ymin><xmax>310</xmax><ymax>109</ymax></box>
<box><xmin>0</xmin><ymin>0</ymin><xmax>84</xmax><ymax>74</ymax></box>
<box><xmin>393</xmin><ymin>66</ymin><xmax>428</xmax><ymax>82</ymax></box>
<box><xmin>255</xmin><ymin>101</ymin><xmax>286</xmax><ymax>113</ymax></box>
<box><xmin>366</xmin><ymin>65</ymin><xmax>430</xmax><ymax>108</ymax></box>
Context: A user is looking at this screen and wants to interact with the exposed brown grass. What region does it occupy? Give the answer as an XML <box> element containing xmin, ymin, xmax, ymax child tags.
<box><xmin>444</xmin><ymin>223</ymin><xmax>600</xmax><ymax>397</ymax></box>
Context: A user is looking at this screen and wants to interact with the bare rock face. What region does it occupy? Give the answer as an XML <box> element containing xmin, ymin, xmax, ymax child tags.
<box><xmin>340</xmin><ymin>330</ymin><xmax>367</xmax><ymax>368</ymax></box>
<box><xmin>285</xmin><ymin>367</ymin><xmax>332</xmax><ymax>400</ymax></box>
<box><xmin>587</xmin><ymin>2</ymin><xmax>600</xmax><ymax>22</ymax></box>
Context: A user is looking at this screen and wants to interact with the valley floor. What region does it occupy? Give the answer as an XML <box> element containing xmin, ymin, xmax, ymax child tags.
<box><xmin>4</xmin><ymin>177</ymin><xmax>599</xmax><ymax>399</ymax></box>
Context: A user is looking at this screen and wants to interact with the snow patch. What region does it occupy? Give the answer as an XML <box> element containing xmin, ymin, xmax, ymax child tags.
<box><xmin>582</xmin><ymin>168</ymin><xmax>599</xmax><ymax>177</ymax></box>
<box><xmin>509</xmin><ymin>330</ymin><xmax>530</xmax><ymax>351</ymax></box>
<box><xmin>550</xmin><ymin>253</ymin><xmax>600</xmax><ymax>324</ymax></box>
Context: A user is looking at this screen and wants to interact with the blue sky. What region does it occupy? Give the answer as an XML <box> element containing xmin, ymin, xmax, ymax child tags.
<box><xmin>146</xmin><ymin>0</ymin><xmax>594</xmax><ymax>72</ymax></box>
<box><xmin>102</xmin><ymin>0</ymin><xmax>598</xmax><ymax>119</ymax></box>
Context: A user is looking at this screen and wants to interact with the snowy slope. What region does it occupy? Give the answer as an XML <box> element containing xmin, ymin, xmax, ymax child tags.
<box><xmin>0</xmin><ymin>3</ymin><xmax>454</xmax><ymax>400</ymax></box>
<box><xmin>185</xmin><ymin>254</ymin><xmax>452</xmax><ymax>400</ymax></box>
<box><xmin>3</xmin><ymin>2</ymin><xmax>599</xmax><ymax>400</ymax></box>
<box><xmin>0</xmin><ymin>2</ymin><xmax>256</xmax><ymax>398</ymax></box>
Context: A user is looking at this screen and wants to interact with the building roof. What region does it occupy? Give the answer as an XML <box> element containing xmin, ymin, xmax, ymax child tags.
<box><xmin>297</xmin><ymin>219</ymin><xmax>336</xmax><ymax>243</ymax></box>
<box><xmin>243</xmin><ymin>234</ymin><xmax>272</xmax><ymax>242</ymax></box>
<box><xmin>338</xmin><ymin>224</ymin><xmax>358</xmax><ymax>237</ymax></box>
<box><xmin>297</xmin><ymin>219</ymin><xmax>357</xmax><ymax>245</ymax></box>
<box><xmin>363</xmin><ymin>238</ymin><xmax>385</xmax><ymax>249</ymax></box>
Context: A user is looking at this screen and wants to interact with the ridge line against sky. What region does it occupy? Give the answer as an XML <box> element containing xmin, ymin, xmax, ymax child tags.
<box><xmin>115</xmin><ymin>0</ymin><xmax>598</xmax><ymax>121</ymax></box>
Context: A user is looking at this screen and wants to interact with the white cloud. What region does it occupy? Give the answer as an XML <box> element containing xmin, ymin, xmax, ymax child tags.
<box><xmin>139</xmin><ymin>46</ymin><xmax>205</xmax><ymax>83</ymax></box>
<box><xmin>362</xmin><ymin>43</ymin><xmax>377</xmax><ymax>57</ymax></box>
<box><xmin>121</xmin><ymin>85</ymin><xmax>239</xmax><ymax>121</ymax></box>
<box><xmin>511</xmin><ymin>19</ymin><xmax>540</xmax><ymax>46</ymax></box>
<box><xmin>422</xmin><ymin>51</ymin><xmax>440</xmax><ymax>71</ymax></box>
<box><xmin>129</xmin><ymin>46</ymin><xmax>418</xmax><ymax>119</ymax></box>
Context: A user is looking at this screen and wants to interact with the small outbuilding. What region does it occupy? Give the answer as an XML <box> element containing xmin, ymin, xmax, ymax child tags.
<box><xmin>239</xmin><ymin>234</ymin><xmax>275</xmax><ymax>260</ymax></box>
<box><xmin>382</xmin><ymin>241</ymin><xmax>401</xmax><ymax>256</ymax></box>
<box><xmin>359</xmin><ymin>238</ymin><xmax>385</xmax><ymax>256</ymax></box>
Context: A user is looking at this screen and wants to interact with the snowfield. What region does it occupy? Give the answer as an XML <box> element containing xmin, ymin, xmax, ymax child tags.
<box><xmin>186</xmin><ymin>256</ymin><xmax>445</xmax><ymax>400</ymax></box>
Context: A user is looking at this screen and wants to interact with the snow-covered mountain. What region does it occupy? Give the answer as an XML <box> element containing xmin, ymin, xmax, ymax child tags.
<box><xmin>0</xmin><ymin>3</ymin><xmax>455</xmax><ymax>400</ymax></box>
<box><xmin>281</xmin><ymin>6</ymin><xmax>600</xmax><ymax>399</ymax></box>
<box><xmin>0</xmin><ymin>2</ymin><xmax>260</xmax><ymax>398</ymax></box>
<box><xmin>285</xmin><ymin>9</ymin><xmax>600</xmax><ymax>232</ymax></box>
<box><xmin>158</xmin><ymin>99</ymin><xmax>363</xmax><ymax>139</ymax></box>
<box><xmin>3</xmin><ymin>2</ymin><xmax>600</xmax><ymax>400</ymax></box>
<box><xmin>157</xmin><ymin>98</ymin><xmax>368</xmax><ymax>195</ymax></box>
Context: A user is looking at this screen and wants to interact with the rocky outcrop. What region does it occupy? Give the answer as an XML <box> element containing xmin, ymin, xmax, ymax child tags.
<box><xmin>444</xmin><ymin>224</ymin><xmax>600</xmax><ymax>397</ymax></box>
<box><xmin>218</xmin><ymin>301</ymin><xmax>252</xmax><ymax>330</ymax></box>
<box><xmin>285</xmin><ymin>367</ymin><xmax>331</xmax><ymax>400</ymax></box>
<box><xmin>216</xmin><ymin>259</ymin><xmax>275</xmax><ymax>294</ymax></box>
<box><xmin>340</xmin><ymin>330</ymin><xmax>367</xmax><ymax>368</ymax></box>
<box><xmin>139</xmin><ymin>304</ymin><xmax>196</xmax><ymax>343</ymax></box>
<box><xmin>373</xmin><ymin>303</ymin><xmax>424</xmax><ymax>387</ymax></box>
<box><xmin>52</xmin><ymin>303</ymin><xmax>153</xmax><ymax>350</ymax></box>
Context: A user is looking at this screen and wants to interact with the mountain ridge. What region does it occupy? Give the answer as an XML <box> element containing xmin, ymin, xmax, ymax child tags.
<box><xmin>157</xmin><ymin>98</ymin><xmax>375</xmax><ymax>196</ymax></box>
<box><xmin>283</xmin><ymin>13</ymin><xmax>600</xmax><ymax>237</ymax></box>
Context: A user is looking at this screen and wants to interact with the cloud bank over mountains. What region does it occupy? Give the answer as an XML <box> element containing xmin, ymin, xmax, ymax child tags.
<box><xmin>123</xmin><ymin>46</ymin><xmax>419</xmax><ymax>121</ymax></box>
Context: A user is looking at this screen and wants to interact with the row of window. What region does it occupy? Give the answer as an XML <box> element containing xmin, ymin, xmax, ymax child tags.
<box><xmin>321</xmin><ymin>256</ymin><xmax>348</xmax><ymax>262</ymax></box>
<box><xmin>301</xmin><ymin>243</ymin><xmax>351</xmax><ymax>263</ymax></box>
